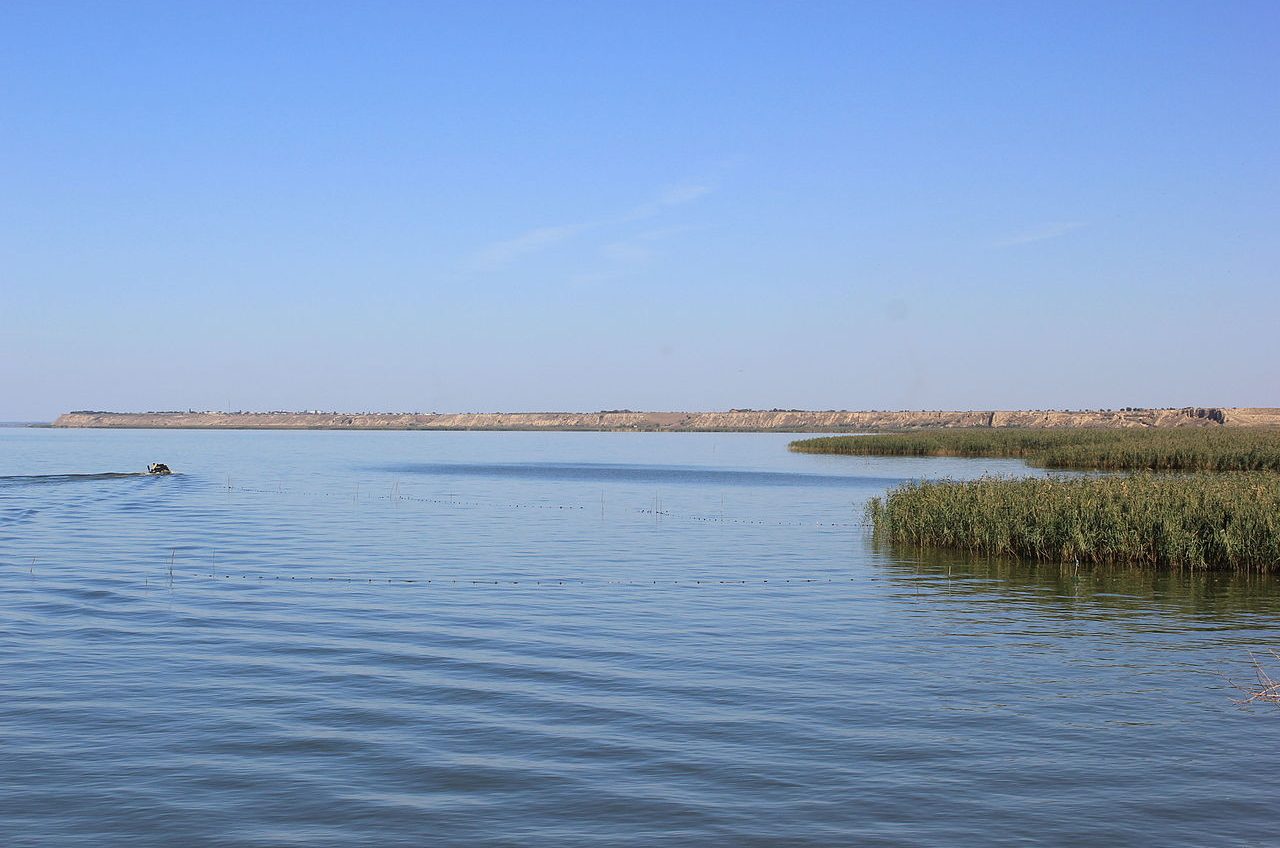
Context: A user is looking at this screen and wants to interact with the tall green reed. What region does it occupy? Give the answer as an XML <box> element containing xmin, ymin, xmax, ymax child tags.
<box><xmin>867</xmin><ymin>473</ymin><xmax>1280</xmax><ymax>570</ymax></box>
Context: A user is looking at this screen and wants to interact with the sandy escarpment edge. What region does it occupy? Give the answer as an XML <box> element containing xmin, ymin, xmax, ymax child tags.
<box><xmin>49</xmin><ymin>407</ymin><xmax>1280</xmax><ymax>432</ymax></box>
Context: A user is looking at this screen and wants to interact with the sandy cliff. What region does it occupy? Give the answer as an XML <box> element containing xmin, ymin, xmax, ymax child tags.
<box><xmin>50</xmin><ymin>407</ymin><xmax>1280</xmax><ymax>432</ymax></box>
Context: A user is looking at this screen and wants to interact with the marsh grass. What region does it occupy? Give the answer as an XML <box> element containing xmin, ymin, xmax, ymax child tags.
<box><xmin>866</xmin><ymin>473</ymin><xmax>1280</xmax><ymax>570</ymax></box>
<box><xmin>791</xmin><ymin>427</ymin><xmax>1280</xmax><ymax>471</ymax></box>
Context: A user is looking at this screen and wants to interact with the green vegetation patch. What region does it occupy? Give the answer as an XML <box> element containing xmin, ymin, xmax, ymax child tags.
<box><xmin>791</xmin><ymin>427</ymin><xmax>1280</xmax><ymax>472</ymax></box>
<box><xmin>866</xmin><ymin>473</ymin><xmax>1280</xmax><ymax>571</ymax></box>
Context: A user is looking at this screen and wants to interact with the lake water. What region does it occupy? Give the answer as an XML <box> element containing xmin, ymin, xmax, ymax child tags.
<box><xmin>3</xmin><ymin>428</ymin><xmax>1280</xmax><ymax>846</ymax></box>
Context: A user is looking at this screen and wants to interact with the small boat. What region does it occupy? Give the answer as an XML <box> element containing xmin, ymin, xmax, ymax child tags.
<box><xmin>147</xmin><ymin>463</ymin><xmax>172</xmax><ymax>475</ymax></box>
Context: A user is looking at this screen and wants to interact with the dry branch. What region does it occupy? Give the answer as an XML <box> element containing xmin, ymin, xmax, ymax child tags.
<box><xmin>1230</xmin><ymin>650</ymin><xmax>1280</xmax><ymax>707</ymax></box>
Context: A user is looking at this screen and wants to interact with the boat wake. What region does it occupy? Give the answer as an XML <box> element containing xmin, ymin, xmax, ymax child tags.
<box><xmin>0</xmin><ymin>472</ymin><xmax>170</xmax><ymax>487</ymax></box>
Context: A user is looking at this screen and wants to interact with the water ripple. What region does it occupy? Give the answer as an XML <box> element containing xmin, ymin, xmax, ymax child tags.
<box><xmin>2</xmin><ymin>429</ymin><xmax>1279</xmax><ymax>846</ymax></box>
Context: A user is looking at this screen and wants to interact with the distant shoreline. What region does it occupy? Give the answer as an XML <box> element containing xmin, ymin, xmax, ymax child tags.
<box><xmin>49</xmin><ymin>407</ymin><xmax>1280</xmax><ymax>432</ymax></box>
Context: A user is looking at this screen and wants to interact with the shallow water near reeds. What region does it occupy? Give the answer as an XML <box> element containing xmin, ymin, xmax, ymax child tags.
<box><xmin>4</xmin><ymin>428</ymin><xmax>1280</xmax><ymax>847</ymax></box>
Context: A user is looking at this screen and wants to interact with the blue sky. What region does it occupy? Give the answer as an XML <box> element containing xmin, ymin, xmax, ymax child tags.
<box><xmin>2</xmin><ymin>1</ymin><xmax>1276</xmax><ymax>419</ymax></box>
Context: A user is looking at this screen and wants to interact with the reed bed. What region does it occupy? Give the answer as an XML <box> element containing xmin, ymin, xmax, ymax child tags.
<box><xmin>791</xmin><ymin>427</ymin><xmax>1280</xmax><ymax>471</ymax></box>
<box><xmin>866</xmin><ymin>473</ymin><xmax>1280</xmax><ymax>571</ymax></box>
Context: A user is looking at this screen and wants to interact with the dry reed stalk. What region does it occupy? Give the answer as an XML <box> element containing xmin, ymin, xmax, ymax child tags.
<box><xmin>1231</xmin><ymin>650</ymin><xmax>1280</xmax><ymax>707</ymax></box>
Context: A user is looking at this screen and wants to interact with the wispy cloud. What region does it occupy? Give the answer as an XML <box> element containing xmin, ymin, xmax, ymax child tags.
<box><xmin>622</xmin><ymin>183</ymin><xmax>713</xmax><ymax>222</ymax></box>
<box><xmin>995</xmin><ymin>221</ymin><xmax>1087</xmax><ymax>248</ymax></box>
<box><xmin>599</xmin><ymin>240</ymin><xmax>653</xmax><ymax>265</ymax></box>
<box><xmin>468</xmin><ymin>223</ymin><xmax>587</xmax><ymax>271</ymax></box>
<box><xmin>660</xmin><ymin>184</ymin><xmax>711</xmax><ymax>206</ymax></box>
<box><xmin>598</xmin><ymin>226</ymin><xmax>700</xmax><ymax>266</ymax></box>
<box><xmin>466</xmin><ymin>182</ymin><xmax>715</xmax><ymax>272</ymax></box>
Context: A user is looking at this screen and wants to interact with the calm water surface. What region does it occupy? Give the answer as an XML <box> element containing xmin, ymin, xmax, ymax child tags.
<box><xmin>3</xmin><ymin>429</ymin><xmax>1279</xmax><ymax>846</ymax></box>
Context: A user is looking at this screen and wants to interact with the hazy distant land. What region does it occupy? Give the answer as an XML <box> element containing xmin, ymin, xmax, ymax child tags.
<box><xmin>50</xmin><ymin>407</ymin><xmax>1280</xmax><ymax>432</ymax></box>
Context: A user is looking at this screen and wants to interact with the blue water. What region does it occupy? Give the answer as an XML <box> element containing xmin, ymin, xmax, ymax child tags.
<box><xmin>3</xmin><ymin>428</ymin><xmax>1280</xmax><ymax>847</ymax></box>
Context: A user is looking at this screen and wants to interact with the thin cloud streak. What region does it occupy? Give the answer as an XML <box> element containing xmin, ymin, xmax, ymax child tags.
<box><xmin>468</xmin><ymin>223</ymin><xmax>587</xmax><ymax>271</ymax></box>
<box><xmin>467</xmin><ymin>183</ymin><xmax>714</xmax><ymax>272</ymax></box>
<box><xmin>621</xmin><ymin>183</ymin><xmax>712</xmax><ymax>222</ymax></box>
<box><xmin>598</xmin><ymin>225</ymin><xmax>702</xmax><ymax>267</ymax></box>
<box><xmin>995</xmin><ymin>221</ymin><xmax>1087</xmax><ymax>248</ymax></box>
